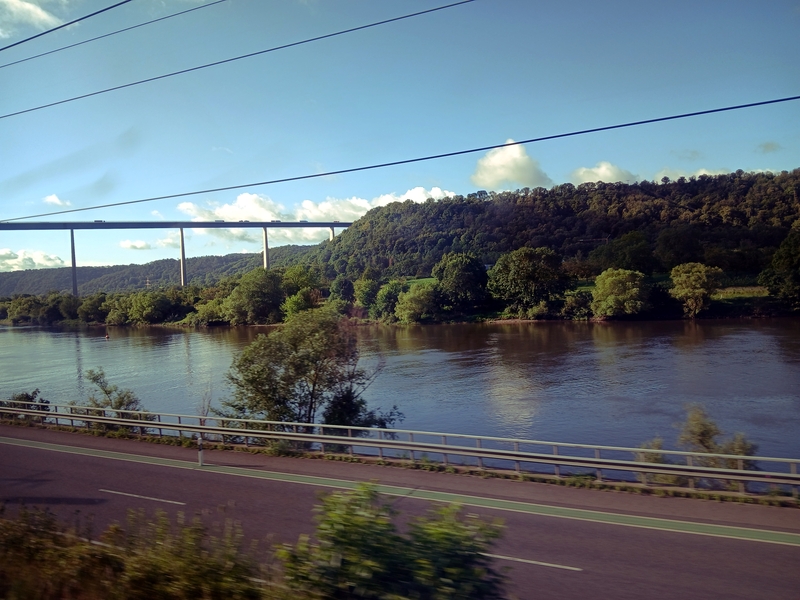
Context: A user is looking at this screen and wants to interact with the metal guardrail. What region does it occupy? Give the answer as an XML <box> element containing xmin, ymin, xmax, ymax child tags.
<box><xmin>2</xmin><ymin>401</ymin><xmax>798</xmax><ymax>494</ymax></box>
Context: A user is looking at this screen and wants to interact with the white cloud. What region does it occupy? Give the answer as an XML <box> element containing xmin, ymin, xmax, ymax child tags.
<box><xmin>0</xmin><ymin>0</ymin><xmax>62</xmax><ymax>38</ymax></box>
<box><xmin>653</xmin><ymin>167</ymin><xmax>730</xmax><ymax>181</ymax></box>
<box><xmin>151</xmin><ymin>209</ymin><xmax>164</xmax><ymax>219</ymax></box>
<box><xmin>471</xmin><ymin>140</ymin><xmax>552</xmax><ymax>189</ymax></box>
<box><xmin>156</xmin><ymin>231</ymin><xmax>181</xmax><ymax>249</ymax></box>
<box><xmin>176</xmin><ymin>186</ymin><xmax>454</xmax><ymax>246</ymax></box>
<box><xmin>0</xmin><ymin>248</ymin><xmax>65</xmax><ymax>271</ymax></box>
<box><xmin>120</xmin><ymin>240</ymin><xmax>152</xmax><ymax>250</ymax></box>
<box><xmin>43</xmin><ymin>193</ymin><xmax>70</xmax><ymax>206</ymax></box>
<box><xmin>570</xmin><ymin>161</ymin><xmax>638</xmax><ymax>184</ymax></box>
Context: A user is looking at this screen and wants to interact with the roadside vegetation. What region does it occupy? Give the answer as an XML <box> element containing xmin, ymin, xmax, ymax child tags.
<box><xmin>2</xmin><ymin>170</ymin><xmax>800</xmax><ymax>326</ymax></box>
<box><xmin>0</xmin><ymin>484</ymin><xmax>505</xmax><ymax>600</ymax></box>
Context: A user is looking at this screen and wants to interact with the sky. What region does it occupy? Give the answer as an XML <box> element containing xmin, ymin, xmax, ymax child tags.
<box><xmin>1</xmin><ymin>0</ymin><xmax>798</xmax><ymax>271</ymax></box>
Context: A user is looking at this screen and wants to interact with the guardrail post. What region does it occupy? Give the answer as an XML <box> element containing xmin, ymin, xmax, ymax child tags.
<box><xmin>348</xmin><ymin>428</ymin><xmax>354</xmax><ymax>458</ymax></box>
<box><xmin>177</xmin><ymin>416</ymin><xmax>183</xmax><ymax>440</ymax></box>
<box><xmin>378</xmin><ymin>430</ymin><xmax>384</xmax><ymax>461</ymax></box>
<box><xmin>792</xmin><ymin>463</ymin><xmax>798</xmax><ymax>499</ymax></box>
<box><xmin>156</xmin><ymin>414</ymin><xmax>162</xmax><ymax>438</ymax></box>
<box><xmin>738</xmin><ymin>458</ymin><xmax>745</xmax><ymax>495</ymax></box>
<box><xmin>244</xmin><ymin>422</ymin><xmax>249</xmax><ymax>448</ymax></box>
<box><xmin>476</xmin><ymin>438</ymin><xmax>484</xmax><ymax>469</ymax></box>
<box><xmin>595</xmin><ymin>448</ymin><xmax>602</xmax><ymax>482</ymax></box>
<box><xmin>442</xmin><ymin>436</ymin><xmax>449</xmax><ymax>467</ymax></box>
<box><xmin>553</xmin><ymin>445</ymin><xmax>560</xmax><ymax>478</ymax></box>
<box><xmin>687</xmin><ymin>455</ymin><xmax>695</xmax><ymax>489</ymax></box>
<box><xmin>409</xmin><ymin>433</ymin><xmax>415</xmax><ymax>464</ymax></box>
<box><xmin>514</xmin><ymin>442</ymin><xmax>520</xmax><ymax>474</ymax></box>
<box><xmin>198</xmin><ymin>435</ymin><xmax>204</xmax><ymax>467</ymax></box>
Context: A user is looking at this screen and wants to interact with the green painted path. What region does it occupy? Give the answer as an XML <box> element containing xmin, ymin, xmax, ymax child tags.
<box><xmin>3</xmin><ymin>435</ymin><xmax>799</xmax><ymax>547</ymax></box>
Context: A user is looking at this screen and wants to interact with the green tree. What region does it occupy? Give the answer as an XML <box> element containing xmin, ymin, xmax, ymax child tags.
<box><xmin>129</xmin><ymin>291</ymin><xmax>173</xmax><ymax>324</ymax></box>
<box><xmin>588</xmin><ymin>231</ymin><xmax>658</xmax><ymax>275</ymax></box>
<box><xmin>758</xmin><ymin>229</ymin><xmax>800</xmax><ymax>309</ymax></box>
<box><xmin>369</xmin><ymin>279</ymin><xmax>408</xmax><ymax>321</ymax></box>
<box><xmin>432</xmin><ymin>252</ymin><xmax>488</xmax><ymax>312</ymax></box>
<box><xmin>353</xmin><ymin>277</ymin><xmax>381</xmax><ymax>310</ymax></box>
<box><xmin>278</xmin><ymin>483</ymin><xmax>505</xmax><ymax>600</ymax></box>
<box><xmin>677</xmin><ymin>405</ymin><xmax>759</xmax><ymax>478</ymax></box>
<box><xmin>329</xmin><ymin>274</ymin><xmax>355</xmax><ymax>303</ymax></box>
<box><xmin>224</xmin><ymin>308</ymin><xmax>385</xmax><ymax>428</ymax></box>
<box><xmin>655</xmin><ymin>226</ymin><xmax>703</xmax><ymax>270</ymax></box>
<box><xmin>590</xmin><ymin>268</ymin><xmax>649</xmax><ymax>318</ymax></box>
<box><xmin>281</xmin><ymin>287</ymin><xmax>318</xmax><ymax>318</ymax></box>
<box><xmin>72</xmin><ymin>367</ymin><xmax>151</xmax><ymax>433</ymax></box>
<box><xmin>77</xmin><ymin>292</ymin><xmax>108</xmax><ymax>323</ymax></box>
<box><xmin>222</xmin><ymin>268</ymin><xmax>284</xmax><ymax>325</ymax></box>
<box><xmin>394</xmin><ymin>283</ymin><xmax>442</xmax><ymax>323</ymax></box>
<box><xmin>669</xmin><ymin>262</ymin><xmax>723</xmax><ymax>318</ymax></box>
<box><xmin>282</xmin><ymin>264</ymin><xmax>322</xmax><ymax>297</ymax></box>
<box><xmin>488</xmin><ymin>247</ymin><xmax>572</xmax><ymax>316</ymax></box>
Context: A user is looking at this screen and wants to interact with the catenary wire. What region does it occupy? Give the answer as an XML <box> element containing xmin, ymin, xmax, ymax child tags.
<box><xmin>0</xmin><ymin>0</ymin><xmax>475</xmax><ymax>121</ymax></box>
<box><xmin>0</xmin><ymin>1</ymin><xmax>228</xmax><ymax>70</ymax></box>
<box><xmin>0</xmin><ymin>0</ymin><xmax>135</xmax><ymax>53</ymax></box>
<box><xmin>3</xmin><ymin>94</ymin><xmax>798</xmax><ymax>223</ymax></box>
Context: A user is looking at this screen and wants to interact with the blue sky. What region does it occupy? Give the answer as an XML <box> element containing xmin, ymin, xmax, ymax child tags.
<box><xmin>1</xmin><ymin>0</ymin><xmax>798</xmax><ymax>271</ymax></box>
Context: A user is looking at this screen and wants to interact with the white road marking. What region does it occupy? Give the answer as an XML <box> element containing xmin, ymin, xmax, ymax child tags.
<box><xmin>482</xmin><ymin>552</ymin><xmax>583</xmax><ymax>571</ymax></box>
<box><xmin>99</xmin><ymin>489</ymin><xmax>186</xmax><ymax>505</ymax></box>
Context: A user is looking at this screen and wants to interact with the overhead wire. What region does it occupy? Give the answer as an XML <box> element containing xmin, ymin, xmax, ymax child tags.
<box><xmin>0</xmin><ymin>0</ymin><xmax>229</xmax><ymax>70</ymax></box>
<box><xmin>3</xmin><ymin>94</ymin><xmax>798</xmax><ymax>223</ymax></box>
<box><xmin>0</xmin><ymin>0</ymin><xmax>476</xmax><ymax>121</ymax></box>
<box><xmin>0</xmin><ymin>0</ymin><xmax>135</xmax><ymax>53</ymax></box>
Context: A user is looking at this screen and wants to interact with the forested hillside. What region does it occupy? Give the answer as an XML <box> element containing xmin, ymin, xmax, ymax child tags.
<box><xmin>304</xmin><ymin>169</ymin><xmax>800</xmax><ymax>278</ymax></box>
<box><xmin>0</xmin><ymin>245</ymin><xmax>312</xmax><ymax>296</ymax></box>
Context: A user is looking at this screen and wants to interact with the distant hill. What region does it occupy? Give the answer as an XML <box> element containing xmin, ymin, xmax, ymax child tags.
<box><xmin>0</xmin><ymin>245</ymin><xmax>314</xmax><ymax>296</ymax></box>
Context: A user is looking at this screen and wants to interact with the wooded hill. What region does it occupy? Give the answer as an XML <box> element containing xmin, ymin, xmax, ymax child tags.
<box><xmin>303</xmin><ymin>169</ymin><xmax>800</xmax><ymax>279</ymax></box>
<box><xmin>0</xmin><ymin>245</ymin><xmax>312</xmax><ymax>296</ymax></box>
<box><xmin>2</xmin><ymin>168</ymin><xmax>799</xmax><ymax>296</ymax></box>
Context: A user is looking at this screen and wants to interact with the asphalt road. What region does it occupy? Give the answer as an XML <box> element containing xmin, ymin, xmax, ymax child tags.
<box><xmin>1</xmin><ymin>425</ymin><xmax>799</xmax><ymax>600</ymax></box>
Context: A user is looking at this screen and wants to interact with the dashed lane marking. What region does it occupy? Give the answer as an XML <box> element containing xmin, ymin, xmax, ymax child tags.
<box><xmin>3</xmin><ymin>435</ymin><xmax>800</xmax><ymax>547</ymax></box>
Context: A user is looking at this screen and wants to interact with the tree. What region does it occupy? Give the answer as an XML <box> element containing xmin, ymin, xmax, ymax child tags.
<box><xmin>222</xmin><ymin>268</ymin><xmax>284</xmax><ymax>325</ymax></box>
<box><xmin>282</xmin><ymin>264</ymin><xmax>321</xmax><ymax>297</ymax></box>
<box><xmin>758</xmin><ymin>229</ymin><xmax>800</xmax><ymax>309</ymax></box>
<box><xmin>488</xmin><ymin>247</ymin><xmax>572</xmax><ymax>316</ymax></box>
<box><xmin>369</xmin><ymin>279</ymin><xmax>408</xmax><ymax>321</ymax></box>
<box><xmin>394</xmin><ymin>283</ymin><xmax>442</xmax><ymax>323</ymax></box>
<box><xmin>590</xmin><ymin>268</ymin><xmax>649</xmax><ymax>318</ymax></box>
<box><xmin>588</xmin><ymin>231</ymin><xmax>658</xmax><ymax>275</ymax></box>
<box><xmin>655</xmin><ymin>226</ymin><xmax>703</xmax><ymax>270</ymax></box>
<box><xmin>281</xmin><ymin>287</ymin><xmax>318</xmax><ymax>318</ymax></box>
<box><xmin>329</xmin><ymin>274</ymin><xmax>355</xmax><ymax>303</ymax></box>
<box><xmin>129</xmin><ymin>291</ymin><xmax>173</xmax><ymax>323</ymax></box>
<box><xmin>77</xmin><ymin>292</ymin><xmax>108</xmax><ymax>323</ymax></box>
<box><xmin>224</xmin><ymin>307</ymin><xmax>388</xmax><ymax>429</ymax></box>
<box><xmin>431</xmin><ymin>252</ymin><xmax>488</xmax><ymax>312</ymax></box>
<box><xmin>278</xmin><ymin>483</ymin><xmax>505</xmax><ymax>600</ymax></box>
<box><xmin>677</xmin><ymin>405</ymin><xmax>758</xmax><ymax>479</ymax></box>
<box><xmin>669</xmin><ymin>262</ymin><xmax>723</xmax><ymax>318</ymax></box>
<box><xmin>72</xmin><ymin>368</ymin><xmax>151</xmax><ymax>433</ymax></box>
<box><xmin>353</xmin><ymin>277</ymin><xmax>381</xmax><ymax>310</ymax></box>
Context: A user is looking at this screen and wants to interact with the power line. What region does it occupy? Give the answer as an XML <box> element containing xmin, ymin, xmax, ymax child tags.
<box><xmin>3</xmin><ymin>94</ymin><xmax>797</xmax><ymax>223</ymax></box>
<box><xmin>0</xmin><ymin>0</ymin><xmax>475</xmax><ymax>121</ymax></box>
<box><xmin>0</xmin><ymin>1</ymin><xmax>228</xmax><ymax>70</ymax></box>
<box><xmin>0</xmin><ymin>0</ymin><xmax>135</xmax><ymax>53</ymax></box>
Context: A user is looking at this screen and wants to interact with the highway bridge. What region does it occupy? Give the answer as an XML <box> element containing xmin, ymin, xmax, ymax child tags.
<box><xmin>0</xmin><ymin>220</ymin><xmax>352</xmax><ymax>294</ymax></box>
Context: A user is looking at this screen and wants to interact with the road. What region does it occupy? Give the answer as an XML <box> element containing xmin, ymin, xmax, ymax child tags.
<box><xmin>1</xmin><ymin>425</ymin><xmax>799</xmax><ymax>599</ymax></box>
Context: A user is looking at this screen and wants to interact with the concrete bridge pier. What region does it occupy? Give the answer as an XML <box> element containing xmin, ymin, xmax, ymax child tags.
<box><xmin>70</xmin><ymin>229</ymin><xmax>78</xmax><ymax>296</ymax></box>
<box><xmin>329</xmin><ymin>226</ymin><xmax>335</xmax><ymax>241</ymax></box>
<box><xmin>179</xmin><ymin>228</ymin><xmax>187</xmax><ymax>287</ymax></box>
<box><xmin>262</xmin><ymin>227</ymin><xmax>270</xmax><ymax>270</ymax></box>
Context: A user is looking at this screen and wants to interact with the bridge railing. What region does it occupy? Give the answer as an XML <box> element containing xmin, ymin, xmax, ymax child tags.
<box><xmin>2</xmin><ymin>401</ymin><xmax>798</xmax><ymax>495</ymax></box>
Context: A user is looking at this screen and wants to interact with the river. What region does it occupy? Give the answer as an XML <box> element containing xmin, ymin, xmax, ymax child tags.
<box><xmin>1</xmin><ymin>320</ymin><xmax>799</xmax><ymax>458</ymax></box>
